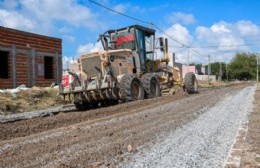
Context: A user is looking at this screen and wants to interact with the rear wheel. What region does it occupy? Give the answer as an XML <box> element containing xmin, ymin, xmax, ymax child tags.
<box><xmin>141</xmin><ymin>73</ymin><xmax>161</xmax><ymax>98</ymax></box>
<box><xmin>119</xmin><ymin>75</ymin><xmax>144</xmax><ymax>101</ymax></box>
<box><xmin>184</xmin><ymin>72</ymin><xmax>198</xmax><ymax>94</ymax></box>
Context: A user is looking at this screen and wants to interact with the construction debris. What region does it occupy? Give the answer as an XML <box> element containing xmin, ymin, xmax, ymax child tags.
<box><xmin>0</xmin><ymin>85</ymin><xmax>29</xmax><ymax>94</ymax></box>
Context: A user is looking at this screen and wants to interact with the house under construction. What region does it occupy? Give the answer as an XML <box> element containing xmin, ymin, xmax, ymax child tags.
<box><xmin>0</xmin><ymin>26</ymin><xmax>62</xmax><ymax>89</ymax></box>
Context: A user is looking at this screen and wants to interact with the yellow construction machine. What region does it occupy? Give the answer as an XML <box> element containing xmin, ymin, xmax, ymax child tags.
<box><xmin>59</xmin><ymin>25</ymin><xmax>197</xmax><ymax>110</ymax></box>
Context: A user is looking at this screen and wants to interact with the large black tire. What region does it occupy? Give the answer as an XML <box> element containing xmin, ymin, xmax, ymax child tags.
<box><xmin>141</xmin><ymin>73</ymin><xmax>161</xmax><ymax>98</ymax></box>
<box><xmin>119</xmin><ymin>75</ymin><xmax>144</xmax><ymax>102</ymax></box>
<box><xmin>184</xmin><ymin>72</ymin><xmax>198</xmax><ymax>94</ymax></box>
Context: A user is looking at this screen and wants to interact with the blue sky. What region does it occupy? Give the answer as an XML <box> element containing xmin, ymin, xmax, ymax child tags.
<box><xmin>1</xmin><ymin>0</ymin><xmax>260</xmax><ymax>66</ymax></box>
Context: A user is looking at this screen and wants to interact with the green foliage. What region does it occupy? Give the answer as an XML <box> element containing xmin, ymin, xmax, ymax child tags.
<box><xmin>205</xmin><ymin>62</ymin><xmax>227</xmax><ymax>79</ymax></box>
<box><xmin>189</xmin><ymin>63</ymin><xmax>202</xmax><ymax>67</ymax></box>
<box><xmin>228</xmin><ymin>52</ymin><xmax>258</xmax><ymax>80</ymax></box>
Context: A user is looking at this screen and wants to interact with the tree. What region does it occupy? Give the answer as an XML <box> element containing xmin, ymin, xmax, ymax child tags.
<box><xmin>228</xmin><ymin>52</ymin><xmax>257</xmax><ymax>80</ymax></box>
<box><xmin>189</xmin><ymin>63</ymin><xmax>202</xmax><ymax>67</ymax></box>
<box><xmin>205</xmin><ymin>62</ymin><xmax>227</xmax><ymax>80</ymax></box>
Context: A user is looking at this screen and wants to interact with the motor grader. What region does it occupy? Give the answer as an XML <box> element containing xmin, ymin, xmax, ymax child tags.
<box><xmin>59</xmin><ymin>25</ymin><xmax>197</xmax><ymax>110</ymax></box>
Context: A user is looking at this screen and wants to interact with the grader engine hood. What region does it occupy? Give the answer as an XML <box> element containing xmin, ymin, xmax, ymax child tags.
<box><xmin>80</xmin><ymin>49</ymin><xmax>135</xmax><ymax>79</ymax></box>
<box><xmin>59</xmin><ymin>50</ymin><xmax>134</xmax><ymax>99</ymax></box>
<box><xmin>81</xmin><ymin>56</ymin><xmax>101</xmax><ymax>78</ymax></box>
<box><xmin>81</xmin><ymin>55</ymin><xmax>102</xmax><ymax>78</ymax></box>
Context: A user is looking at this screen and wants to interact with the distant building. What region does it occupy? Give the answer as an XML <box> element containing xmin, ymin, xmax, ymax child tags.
<box><xmin>201</xmin><ymin>66</ymin><xmax>206</xmax><ymax>74</ymax></box>
<box><xmin>181</xmin><ymin>64</ymin><xmax>205</xmax><ymax>78</ymax></box>
<box><xmin>70</xmin><ymin>61</ymin><xmax>81</xmax><ymax>73</ymax></box>
<box><xmin>171</xmin><ymin>53</ymin><xmax>203</xmax><ymax>78</ymax></box>
<box><xmin>182</xmin><ymin>65</ymin><xmax>196</xmax><ymax>78</ymax></box>
<box><xmin>170</xmin><ymin>53</ymin><xmax>216</xmax><ymax>81</ymax></box>
<box><xmin>0</xmin><ymin>26</ymin><xmax>62</xmax><ymax>88</ymax></box>
<box><xmin>196</xmin><ymin>75</ymin><xmax>217</xmax><ymax>82</ymax></box>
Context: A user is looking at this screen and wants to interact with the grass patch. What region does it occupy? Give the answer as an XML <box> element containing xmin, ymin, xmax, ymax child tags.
<box><xmin>0</xmin><ymin>87</ymin><xmax>67</xmax><ymax>115</ymax></box>
<box><xmin>198</xmin><ymin>80</ymin><xmax>228</xmax><ymax>88</ymax></box>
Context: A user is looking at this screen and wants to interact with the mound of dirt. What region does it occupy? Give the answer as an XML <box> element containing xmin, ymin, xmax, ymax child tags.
<box><xmin>0</xmin><ymin>87</ymin><xmax>66</xmax><ymax>115</ymax></box>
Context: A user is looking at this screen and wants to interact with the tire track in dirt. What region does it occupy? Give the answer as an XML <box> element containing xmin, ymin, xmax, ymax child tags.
<box><xmin>0</xmin><ymin>83</ymin><xmax>245</xmax><ymax>141</ymax></box>
<box><xmin>121</xmin><ymin>85</ymin><xmax>255</xmax><ymax>168</ymax></box>
<box><xmin>0</xmin><ymin>84</ymin><xmax>250</xmax><ymax>168</ymax></box>
<box><xmin>0</xmin><ymin>92</ymin><xmax>184</xmax><ymax>141</ymax></box>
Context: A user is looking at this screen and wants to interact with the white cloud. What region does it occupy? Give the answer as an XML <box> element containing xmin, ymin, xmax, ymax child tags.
<box><xmin>159</xmin><ymin>20</ymin><xmax>260</xmax><ymax>65</ymax></box>
<box><xmin>0</xmin><ymin>9</ymin><xmax>36</xmax><ymax>31</ymax></box>
<box><xmin>192</xmin><ymin>20</ymin><xmax>260</xmax><ymax>63</ymax></box>
<box><xmin>167</xmin><ymin>12</ymin><xmax>196</xmax><ymax>25</ymax></box>
<box><xmin>164</xmin><ymin>24</ymin><xmax>193</xmax><ymax>45</ymax></box>
<box><xmin>196</xmin><ymin>21</ymin><xmax>248</xmax><ymax>51</ymax></box>
<box><xmin>111</xmin><ymin>2</ymin><xmax>165</xmax><ymax>14</ymax></box>
<box><xmin>19</xmin><ymin>0</ymin><xmax>100</xmax><ymax>29</ymax></box>
<box><xmin>111</xmin><ymin>3</ymin><xmax>146</xmax><ymax>14</ymax></box>
<box><xmin>0</xmin><ymin>0</ymin><xmax>101</xmax><ymax>34</ymax></box>
<box><xmin>236</xmin><ymin>20</ymin><xmax>259</xmax><ymax>37</ymax></box>
<box><xmin>158</xmin><ymin>24</ymin><xmax>193</xmax><ymax>64</ymax></box>
<box><xmin>196</xmin><ymin>26</ymin><xmax>213</xmax><ymax>41</ymax></box>
<box><xmin>77</xmin><ymin>42</ymin><xmax>103</xmax><ymax>55</ymax></box>
<box><xmin>211</xmin><ymin>22</ymin><xmax>231</xmax><ymax>33</ymax></box>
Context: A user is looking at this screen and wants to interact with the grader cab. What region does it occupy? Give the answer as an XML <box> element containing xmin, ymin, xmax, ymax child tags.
<box><xmin>59</xmin><ymin>25</ymin><xmax>197</xmax><ymax>110</ymax></box>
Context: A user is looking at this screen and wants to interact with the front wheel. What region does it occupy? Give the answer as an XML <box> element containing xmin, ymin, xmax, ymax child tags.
<box><xmin>184</xmin><ymin>72</ymin><xmax>198</xmax><ymax>94</ymax></box>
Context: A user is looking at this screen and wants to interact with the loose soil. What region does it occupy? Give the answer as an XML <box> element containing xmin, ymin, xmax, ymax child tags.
<box><xmin>0</xmin><ymin>81</ymin><xmax>238</xmax><ymax>115</ymax></box>
<box><xmin>0</xmin><ymin>83</ymin><xmax>252</xmax><ymax>168</ymax></box>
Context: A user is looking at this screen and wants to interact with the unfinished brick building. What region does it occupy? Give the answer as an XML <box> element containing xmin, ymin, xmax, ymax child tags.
<box><xmin>0</xmin><ymin>26</ymin><xmax>62</xmax><ymax>89</ymax></box>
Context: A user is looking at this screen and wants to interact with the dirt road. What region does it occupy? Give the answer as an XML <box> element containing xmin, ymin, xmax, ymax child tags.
<box><xmin>0</xmin><ymin>83</ymin><xmax>254</xmax><ymax>168</ymax></box>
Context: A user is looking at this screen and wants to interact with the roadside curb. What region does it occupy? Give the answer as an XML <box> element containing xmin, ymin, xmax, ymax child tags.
<box><xmin>224</xmin><ymin>121</ymin><xmax>249</xmax><ymax>168</ymax></box>
<box><xmin>224</xmin><ymin>83</ymin><xmax>258</xmax><ymax>168</ymax></box>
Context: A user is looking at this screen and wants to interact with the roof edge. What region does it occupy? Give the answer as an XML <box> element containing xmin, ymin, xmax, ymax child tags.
<box><xmin>0</xmin><ymin>26</ymin><xmax>61</xmax><ymax>41</ymax></box>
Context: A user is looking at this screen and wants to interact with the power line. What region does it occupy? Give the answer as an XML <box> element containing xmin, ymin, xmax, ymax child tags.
<box><xmin>191</xmin><ymin>43</ymin><xmax>260</xmax><ymax>48</ymax></box>
<box><xmin>88</xmin><ymin>0</ymin><xmax>150</xmax><ymax>25</ymax></box>
<box><xmin>169</xmin><ymin>43</ymin><xmax>260</xmax><ymax>49</ymax></box>
<box><xmin>88</xmin><ymin>0</ymin><xmax>189</xmax><ymax>48</ymax></box>
<box><xmin>88</xmin><ymin>0</ymin><xmax>209</xmax><ymax>60</ymax></box>
<box><xmin>89</xmin><ymin>0</ymin><xmax>254</xmax><ymax>61</ymax></box>
<box><xmin>210</xmin><ymin>55</ymin><xmax>219</xmax><ymax>62</ymax></box>
<box><xmin>190</xmin><ymin>48</ymin><xmax>205</xmax><ymax>57</ymax></box>
<box><xmin>153</xmin><ymin>25</ymin><xmax>187</xmax><ymax>47</ymax></box>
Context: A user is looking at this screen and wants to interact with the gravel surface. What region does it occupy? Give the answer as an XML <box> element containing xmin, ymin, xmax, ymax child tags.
<box><xmin>0</xmin><ymin>83</ymin><xmax>252</xmax><ymax>167</ymax></box>
<box><xmin>121</xmin><ymin>85</ymin><xmax>255</xmax><ymax>168</ymax></box>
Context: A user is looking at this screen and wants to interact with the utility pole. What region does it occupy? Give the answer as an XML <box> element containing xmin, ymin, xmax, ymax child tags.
<box><xmin>208</xmin><ymin>55</ymin><xmax>210</xmax><ymax>84</ymax></box>
<box><xmin>219</xmin><ymin>62</ymin><xmax>222</xmax><ymax>82</ymax></box>
<box><xmin>257</xmin><ymin>54</ymin><xmax>259</xmax><ymax>82</ymax></box>
<box><xmin>150</xmin><ymin>22</ymin><xmax>153</xmax><ymax>52</ymax></box>
<box><xmin>226</xmin><ymin>62</ymin><xmax>228</xmax><ymax>81</ymax></box>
